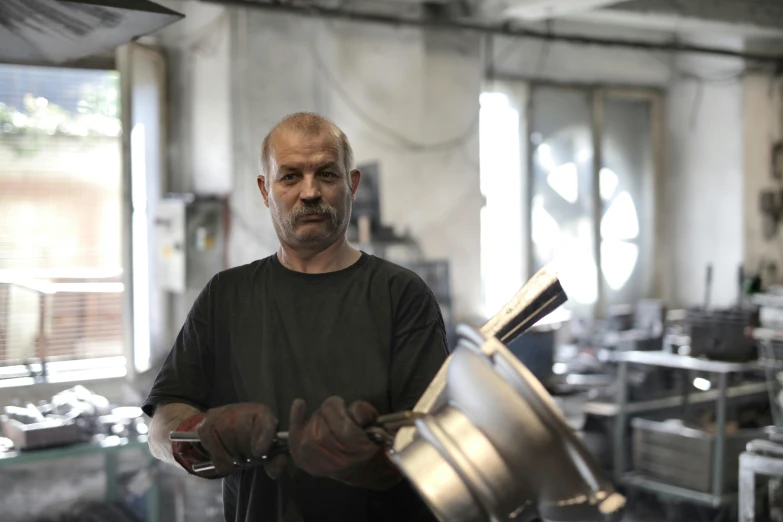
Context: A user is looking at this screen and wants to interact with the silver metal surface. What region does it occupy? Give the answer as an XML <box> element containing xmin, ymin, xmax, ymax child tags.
<box><xmin>390</xmin><ymin>264</ymin><xmax>623</xmax><ymax>522</ymax></box>
<box><xmin>713</xmin><ymin>373</ymin><xmax>728</xmax><ymax>498</ymax></box>
<box><xmin>624</xmin><ymin>474</ymin><xmax>734</xmax><ymax>508</ymax></box>
<box><xmin>479</xmin><ymin>264</ymin><xmax>567</xmax><ymax>344</ymax></box>
<box><xmin>191</xmin><ymin>461</ymin><xmax>215</xmax><ymax>473</ymax></box>
<box><xmin>169</xmin><ymin>431</ymin><xmax>289</xmax><ymax>473</ymax></box>
<box><xmin>584</xmin><ymin>382</ymin><xmax>767</xmax><ymax>417</ymax></box>
<box><xmin>614</xmin><ymin>349</ymin><xmax>760</xmax><ymax>508</ymax></box>
<box><xmin>739</xmin><ymin>450</ymin><xmax>783</xmax><ymax>521</ymax></box>
<box><xmin>613</xmin><ymin>350</ymin><xmax>763</xmax><ymax>373</ymax></box>
<box><xmin>404</xmin><ymin>264</ymin><xmax>566</xmax><ymax>433</ymax></box>
<box><xmin>394</xmin><ymin>431</ymin><xmax>486</xmax><ymax>522</ymax></box>
<box><xmin>168</xmin><ymin>431</ymin><xmax>201</xmax><ymax>443</ymax></box>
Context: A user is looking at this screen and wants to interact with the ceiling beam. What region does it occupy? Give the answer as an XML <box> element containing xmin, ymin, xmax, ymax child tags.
<box><xmin>201</xmin><ymin>0</ymin><xmax>783</xmax><ymax>63</ymax></box>
<box><xmin>569</xmin><ymin>0</ymin><xmax>783</xmax><ymax>38</ymax></box>
<box><xmin>502</xmin><ymin>0</ymin><xmax>625</xmax><ymax>21</ymax></box>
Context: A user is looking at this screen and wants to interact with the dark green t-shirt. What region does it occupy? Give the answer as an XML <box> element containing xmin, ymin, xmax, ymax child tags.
<box><xmin>143</xmin><ymin>252</ymin><xmax>448</xmax><ymax>521</ymax></box>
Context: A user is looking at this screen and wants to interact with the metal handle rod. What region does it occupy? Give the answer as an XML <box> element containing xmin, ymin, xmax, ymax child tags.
<box><xmin>170</xmin><ymin>431</ymin><xmax>289</xmax><ymax>443</ymax></box>
<box><xmin>172</xmin><ymin>413</ymin><xmax>419</xmax><ymax>473</ymax></box>
<box><xmin>479</xmin><ymin>264</ymin><xmax>567</xmax><ymax>344</ymax></box>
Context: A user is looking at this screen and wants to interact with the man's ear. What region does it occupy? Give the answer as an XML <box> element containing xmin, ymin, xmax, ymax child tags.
<box><xmin>349</xmin><ymin>169</ymin><xmax>361</xmax><ymax>199</ymax></box>
<box><xmin>257</xmin><ymin>176</ymin><xmax>270</xmax><ymax>208</ymax></box>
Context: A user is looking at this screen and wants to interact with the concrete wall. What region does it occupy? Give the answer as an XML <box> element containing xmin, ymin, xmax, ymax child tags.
<box><xmin>213</xmin><ymin>8</ymin><xmax>484</xmax><ymax>320</ymax></box>
<box><xmin>142</xmin><ymin>2</ymin><xmax>484</xmax><ymax>323</ymax></box>
<box><xmin>495</xmin><ymin>27</ymin><xmax>750</xmax><ymax>308</ymax></box>
<box><xmin>151</xmin><ymin>5</ymin><xmax>755</xmax><ymax>317</ymax></box>
<box><xmin>666</xmin><ymin>59</ymin><xmax>745</xmax><ymax>307</ymax></box>
<box><xmin>154</xmin><ymin>0</ymin><xmax>233</xmax><ymax>196</ymax></box>
<box><xmin>744</xmin><ymin>74</ymin><xmax>783</xmax><ymax>283</ymax></box>
<box><xmin>662</xmin><ymin>36</ymin><xmax>747</xmax><ymax>308</ymax></box>
<box><xmin>490</xmin><ymin>20</ymin><xmax>674</xmax><ymax>87</ymax></box>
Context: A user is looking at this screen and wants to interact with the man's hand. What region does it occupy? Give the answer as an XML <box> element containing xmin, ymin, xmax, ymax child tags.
<box><xmin>287</xmin><ymin>396</ymin><xmax>401</xmax><ymax>490</ymax></box>
<box><xmin>170</xmin><ymin>403</ymin><xmax>278</xmax><ymax>477</ymax></box>
<box><xmin>171</xmin><ymin>412</ymin><xmax>219</xmax><ymax>478</ymax></box>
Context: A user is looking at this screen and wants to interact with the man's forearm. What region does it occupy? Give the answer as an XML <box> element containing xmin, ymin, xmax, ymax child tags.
<box><xmin>148</xmin><ymin>402</ymin><xmax>202</xmax><ymax>466</ymax></box>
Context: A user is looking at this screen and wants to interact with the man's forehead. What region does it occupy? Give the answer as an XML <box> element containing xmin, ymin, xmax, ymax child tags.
<box><xmin>270</xmin><ymin>130</ymin><xmax>342</xmax><ymax>168</ymax></box>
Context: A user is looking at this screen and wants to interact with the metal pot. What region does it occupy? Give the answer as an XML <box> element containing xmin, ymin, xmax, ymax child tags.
<box><xmin>389</xmin><ymin>266</ymin><xmax>625</xmax><ymax>522</ymax></box>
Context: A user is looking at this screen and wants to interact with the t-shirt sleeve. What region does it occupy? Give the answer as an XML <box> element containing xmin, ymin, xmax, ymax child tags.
<box><xmin>389</xmin><ymin>275</ymin><xmax>449</xmax><ymax>413</ymax></box>
<box><xmin>141</xmin><ymin>277</ymin><xmax>216</xmax><ymax>418</ymax></box>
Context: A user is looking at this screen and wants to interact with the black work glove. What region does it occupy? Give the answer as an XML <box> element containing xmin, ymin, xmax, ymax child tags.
<box><xmin>192</xmin><ymin>403</ymin><xmax>278</xmax><ymax>476</ymax></box>
<box><xmin>287</xmin><ymin>396</ymin><xmax>401</xmax><ymax>490</ymax></box>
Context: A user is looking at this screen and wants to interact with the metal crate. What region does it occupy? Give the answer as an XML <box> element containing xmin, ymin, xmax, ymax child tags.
<box><xmin>632</xmin><ymin>417</ymin><xmax>763</xmax><ymax>493</ymax></box>
<box><xmin>758</xmin><ymin>336</ymin><xmax>783</xmax><ymax>429</ymax></box>
<box><xmin>1</xmin><ymin>415</ymin><xmax>82</xmax><ymax>450</ymax></box>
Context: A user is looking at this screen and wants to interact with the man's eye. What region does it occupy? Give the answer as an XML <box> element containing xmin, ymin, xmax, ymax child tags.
<box><xmin>282</xmin><ymin>174</ymin><xmax>296</xmax><ymax>181</ymax></box>
<box><xmin>321</xmin><ymin>172</ymin><xmax>335</xmax><ymax>179</ymax></box>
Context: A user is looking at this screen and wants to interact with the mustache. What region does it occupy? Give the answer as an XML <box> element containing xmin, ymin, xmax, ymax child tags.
<box><xmin>288</xmin><ymin>201</ymin><xmax>338</xmax><ymax>224</ymax></box>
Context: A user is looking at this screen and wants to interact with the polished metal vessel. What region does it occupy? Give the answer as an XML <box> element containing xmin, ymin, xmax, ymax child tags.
<box><xmin>389</xmin><ymin>265</ymin><xmax>625</xmax><ymax>522</ymax></box>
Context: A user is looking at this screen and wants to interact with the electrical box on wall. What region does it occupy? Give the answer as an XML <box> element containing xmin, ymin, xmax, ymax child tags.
<box><xmin>155</xmin><ymin>195</ymin><xmax>226</xmax><ymax>293</ymax></box>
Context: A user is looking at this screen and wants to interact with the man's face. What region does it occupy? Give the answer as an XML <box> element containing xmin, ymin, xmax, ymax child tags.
<box><xmin>258</xmin><ymin>130</ymin><xmax>360</xmax><ymax>248</ymax></box>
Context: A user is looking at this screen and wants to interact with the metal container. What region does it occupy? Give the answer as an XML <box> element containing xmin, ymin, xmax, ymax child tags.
<box><xmin>632</xmin><ymin>418</ymin><xmax>764</xmax><ymax>493</ymax></box>
<box><xmin>1</xmin><ymin>415</ymin><xmax>81</xmax><ymax>450</ymax></box>
<box><xmin>673</xmin><ymin>308</ymin><xmax>758</xmax><ymax>362</ymax></box>
<box><xmin>391</xmin><ymin>336</ymin><xmax>625</xmax><ymax>522</ymax></box>
<box><xmin>389</xmin><ymin>265</ymin><xmax>624</xmax><ymax>522</ymax></box>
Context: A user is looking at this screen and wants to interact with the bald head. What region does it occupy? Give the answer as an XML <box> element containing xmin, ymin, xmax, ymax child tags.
<box><xmin>260</xmin><ymin>113</ymin><xmax>354</xmax><ymax>184</ymax></box>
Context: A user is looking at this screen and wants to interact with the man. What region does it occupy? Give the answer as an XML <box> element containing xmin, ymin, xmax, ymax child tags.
<box><xmin>143</xmin><ymin>113</ymin><xmax>448</xmax><ymax>521</ymax></box>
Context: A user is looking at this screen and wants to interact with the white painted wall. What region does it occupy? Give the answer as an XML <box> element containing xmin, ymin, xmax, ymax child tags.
<box><xmin>744</xmin><ymin>74</ymin><xmax>783</xmax><ymax>282</ymax></box>
<box><xmin>666</xmin><ymin>49</ymin><xmax>745</xmax><ymax>307</ymax></box>
<box><xmin>490</xmin><ymin>20</ymin><xmax>674</xmax><ymax>86</ymax></box>
<box><xmin>152</xmin><ymin>5</ymin><xmax>756</xmax><ymax>318</ymax></box>
<box><xmin>155</xmin><ymin>0</ymin><xmax>233</xmax><ymax>195</ymax></box>
<box><xmin>494</xmin><ymin>27</ymin><xmax>748</xmax><ymax>309</ymax></box>
<box><xmin>227</xmin><ymin>10</ymin><xmax>484</xmax><ymax>320</ymax></box>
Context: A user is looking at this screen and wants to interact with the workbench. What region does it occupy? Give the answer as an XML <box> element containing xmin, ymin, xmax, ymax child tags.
<box><xmin>612</xmin><ymin>351</ymin><xmax>765</xmax><ymax>508</ymax></box>
<box><xmin>0</xmin><ymin>435</ymin><xmax>159</xmax><ymax>522</ymax></box>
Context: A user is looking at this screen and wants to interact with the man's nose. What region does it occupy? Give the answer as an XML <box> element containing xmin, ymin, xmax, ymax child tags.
<box><xmin>299</xmin><ymin>175</ymin><xmax>322</xmax><ymax>201</ymax></box>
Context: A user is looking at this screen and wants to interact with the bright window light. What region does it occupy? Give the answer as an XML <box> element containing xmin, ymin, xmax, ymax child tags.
<box><xmin>599</xmin><ymin>168</ymin><xmax>619</xmax><ymax>201</ymax></box>
<box><xmin>577</xmin><ymin>148</ymin><xmax>592</xmax><ymax>164</ymax></box>
<box><xmin>601</xmin><ymin>240</ymin><xmax>639</xmax><ymax>291</ymax></box>
<box><xmin>479</xmin><ymin>92</ymin><xmax>523</xmax><ymax>318</ymax></box>
<box><xmin>601</xmin><ymin>191</ymin><xmax>639</xmax><ymax>241</ymax></box>
<box><xmin>556</xmin><ymin>234</ymin><xmax>598</xmax><ymax>305</ymax></box>
<box><xmin>131</xmin><ymin>123</ymin><xmax>151</xmax><ymax>374</ymax></box>
<box><xmin>536</xmin><ymin>143</ymin><xmax>557</xmax><ymax>172</ymax></box>
<box><xmin>531</xmin><ymin>196</ymin><xmax>560</xmax><ymax>263</ymax></box>
<box><xmin>693</xmin><ymin>377</ymin><xmax>711</xmax><ymax>391</ymax></box>
<box><xmin>547</xmin><ymin>162</ymin><xmax>578</xmax><ymax>203</ymax></box>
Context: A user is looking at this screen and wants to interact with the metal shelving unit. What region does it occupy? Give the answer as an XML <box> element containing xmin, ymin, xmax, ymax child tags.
<box><xmin>613</xmin><ymin>351</ymin><xmax>764</xmax><ymax>507</ymax></box>
<box><xmin>0</xmin><ymin>435</ymin><xmax>159</xmax><ymax>521</ymax></box>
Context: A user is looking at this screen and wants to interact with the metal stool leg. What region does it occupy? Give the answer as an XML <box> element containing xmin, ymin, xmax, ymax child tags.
<box><xmin>739</xmin><ymin>453</ymin><xmax>757</xmax><ymax>522</ymax></box>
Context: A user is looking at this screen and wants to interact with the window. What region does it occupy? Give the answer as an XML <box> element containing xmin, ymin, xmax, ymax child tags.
<box><xmin>528</xmin><ymin>85</ymin><xmax>661</xmax><ymax>316</ymax></box>
<box><xmin>0</xmin><ymin>64</ymin><xmax>125</xmax><ymax>384</ymax></box>
<box><xmin>479</xmin><ymin>83</ymin><xmax>662</xmax><ymax>318</ymax></box>
<box><xmin>479</xmin><ymin>91</ymin><xmax>524</xmax><ymax>317</ymax></box>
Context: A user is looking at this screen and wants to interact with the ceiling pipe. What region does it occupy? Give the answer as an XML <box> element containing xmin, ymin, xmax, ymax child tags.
<box><xmin>201</xmin><ymin>0</ymin><xmax>783</xmax><ymax>64</ymax></box>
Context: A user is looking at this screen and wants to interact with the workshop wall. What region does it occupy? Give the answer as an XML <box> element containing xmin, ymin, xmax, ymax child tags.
<box><xmin>150</xmin><ymin>2</ymin><xmax>759</xmax><ymax>328</ymax></box>
<box><xmin>157</xmin><ymin>0</ymin><xmax>233</xmax><ymax>196</ymax></box>
<box><xmin>489</xmin><ymin>20</ymin><xmax>673</xmax><ymax>87</ymax></box>
<box><xmin>229</xmin><ymin>11</ymin><xmax>483</xmax><ymax>321</ymax></box>
<box><xmin>666</xmin><ymin>46</ymin><xmax>745</xmax><ymax>308</ymax></box>
<box><xmin>154</xmin><ymin>2</ymin><xmax>484</xmax><ymax>325</ymax></box>
<box><xmin>494</xmin><ymin>30</ymin><xmax>750</xmax><ymax>308</ymax></box>
<box><xmin>744</xmin><ymin>73</ymin><xmax>783</xmax><ymax>285</ymax></box>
